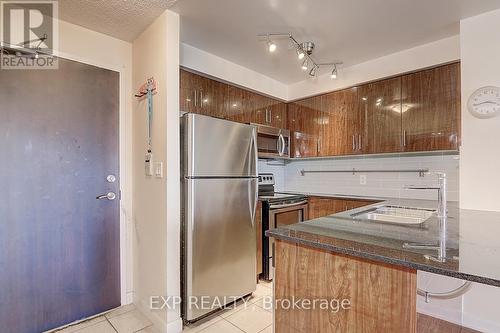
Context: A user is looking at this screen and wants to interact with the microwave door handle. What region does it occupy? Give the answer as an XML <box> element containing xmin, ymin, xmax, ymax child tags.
<box><xmin>279</xmin><ymin>134</ymin><xmax>286</xmax><ymax>156</ymax></box>
<box><xmin>276</xmin><ymin>134</ymin><xmax>282</xmax><ymax>156</ymax></box>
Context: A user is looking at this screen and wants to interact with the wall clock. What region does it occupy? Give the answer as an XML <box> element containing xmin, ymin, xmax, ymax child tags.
<box><xmin>467</xmin><ymin>86</ymin><xmax>500</xmax><ymax>119</ymax></box>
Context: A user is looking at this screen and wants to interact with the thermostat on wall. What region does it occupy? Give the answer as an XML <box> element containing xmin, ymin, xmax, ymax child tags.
<box><xmin>467</xmin><ymin>86</ymin><xmax>500</xmax><ymax>119</ymax></box>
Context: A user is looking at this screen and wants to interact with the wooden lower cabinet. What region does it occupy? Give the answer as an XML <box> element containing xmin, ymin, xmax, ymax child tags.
<box><xmin>256</xmin><ymin>201</ymin><xmax>263</xmax><ymax>279</ymax></box>
<box><xmin>274</xmin><ymin>240</ymin><xmax>417</xmax><ymax>333</ymax></box>
<box><xmin>308</xmin><ymin>196</ymin><xmax>379</xmax><ymax>219</ymax></box>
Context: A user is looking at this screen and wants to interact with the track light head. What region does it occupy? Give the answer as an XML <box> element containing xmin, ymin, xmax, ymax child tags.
<box><xmin>267</xmin><ymin>37</ymin><xmax>277</xmax><ymax>53</ymax></box>
<box><xmin>301</xmin><ymin>59</ymin><xmax>308</xmax><ymax>71</ymax></box>
<box><xmin>297</xmin><ymin>48</ymin><xmax>305</xmax><ymax>60</ymax></box>
<box><xmin>330</xmin><ymin>65</ymin><xmax>338</xmax><ymax>79</ymax></box>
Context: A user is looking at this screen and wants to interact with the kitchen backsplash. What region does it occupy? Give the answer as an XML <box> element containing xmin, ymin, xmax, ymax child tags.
<box><xmin>258</xmin><ymin>160</ymin><xmax>286</xmax><ymax>191</ymax></box>
<box><xmin>261</xmin><ymin>154</ymin><xmax>459</xmax><ymax>201</ymax></box>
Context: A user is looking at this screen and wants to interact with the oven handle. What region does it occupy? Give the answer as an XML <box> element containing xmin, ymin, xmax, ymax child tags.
<box><xmin>269</xmin><ymin>200</ymin><xmax>308</xmax><ymax>209</ymax></box>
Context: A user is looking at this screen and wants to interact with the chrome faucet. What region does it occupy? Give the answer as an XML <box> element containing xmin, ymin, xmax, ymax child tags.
<box><xmin>403</xmin><ymin>172</ymin><xmax>448</xmax><ymax>262</ymax></box>
<box><xmin>404</xmin><ymin>172</ymin><xmax>447</xmax><ymax>218</ymax></box>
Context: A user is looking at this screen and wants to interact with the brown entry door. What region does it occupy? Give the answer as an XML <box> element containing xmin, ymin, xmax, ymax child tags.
<box><xmin>0</xmin><ymin>58</ymin><xmax>120</xmax><ymax>333</ymax></box>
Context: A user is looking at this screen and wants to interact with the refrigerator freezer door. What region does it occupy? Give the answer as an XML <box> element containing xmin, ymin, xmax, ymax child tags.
<box><xmin>183</xmin><ymin>113</ymin><xmax>257</xmax><ymax>177</ymax></box>
<box><xmin>184</xmin><ymin>178</ymin><xmax>258</xmax><ymax>321</ymax></box>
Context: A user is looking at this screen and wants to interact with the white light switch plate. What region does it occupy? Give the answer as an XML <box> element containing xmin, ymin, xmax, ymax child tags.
<box><xmin>155</xmin><ymin>162</ymin><xmax>163</xmax><ymax>178</ymax></box>
<box><xmin>360</xmin><ymin>175</ymin><xmax>367</xmax><ymax>185</ymax></box>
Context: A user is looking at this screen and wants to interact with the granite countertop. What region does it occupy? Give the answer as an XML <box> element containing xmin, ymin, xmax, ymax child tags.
<box><xmin>266</xmin><ymin>196</ymin><xmax>500</xmax><ymax>287</ymax></box>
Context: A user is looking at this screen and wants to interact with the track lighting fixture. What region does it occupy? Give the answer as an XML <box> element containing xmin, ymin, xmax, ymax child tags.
<box><xmin>301</xmin><ymin>59</ymin><xmax>308</xmax><ymax>71</ymax></box>
<box><xmin>258</xmin><ymin>32</ymin><xmax>342</xmax><ymax>78</ymax></box>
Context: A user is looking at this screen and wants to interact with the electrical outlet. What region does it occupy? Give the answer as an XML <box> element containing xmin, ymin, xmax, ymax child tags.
<box><xmin>360</xmin><ymin>175</ymin><xmax>367</xmax><ymax>185</ymax></box>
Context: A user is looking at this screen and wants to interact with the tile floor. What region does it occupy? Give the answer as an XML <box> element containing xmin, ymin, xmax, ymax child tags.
<box><xmin>46</xmin><ymin>281</ymin><xmax>273</xmax><ymax>333</ymax></box>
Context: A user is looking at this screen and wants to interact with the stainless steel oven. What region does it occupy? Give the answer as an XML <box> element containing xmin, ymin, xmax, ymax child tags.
<box><xmin>258</xmin><ymin>174</ymin><xmax>308</xmax><ymax>280</ymax></box>
<box><xmin>252</xmin><ymin>124</ymin><xmax>290</xmax><ymax>159</ymax></box>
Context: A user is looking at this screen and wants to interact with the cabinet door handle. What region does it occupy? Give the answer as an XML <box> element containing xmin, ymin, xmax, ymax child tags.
<box><xmin>194</xmin><ymin>90</ymin><xmax>198</xmax><ymax>107</ymax></box>
<box><xmin>200</xmin><ymin>90</ymin><xmax>204</xmax><ymax>109</ymax></box>
<box><xmin>403</xmin><ymin>130</ymin><xmax>407</xmax><ymax>147</ymax></box>
<box><xmin>352</xmin><ymin>135</ymin><xmax>356</xmax><ymax>151</ymax></box>
<box><xmin>358</xmin><ymin>134</ymin><xmax>362</xmax><ymax>151</ymax></box>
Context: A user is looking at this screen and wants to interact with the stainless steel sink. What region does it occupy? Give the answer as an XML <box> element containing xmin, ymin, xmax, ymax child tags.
<box><xmin>351</xmin><ymin>205</ymin><xmax>436</xmax><ymax>225</ymax></box>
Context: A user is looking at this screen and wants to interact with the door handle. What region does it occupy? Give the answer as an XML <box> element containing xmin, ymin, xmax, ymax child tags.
<box><xmin>96</xmin><ymin>192</ymin><xmax>116</xmax><ymax>200</ymax></box>
<box><xmin>352</xmin><ymin>135</ymin><xmax>356</xmax><ymax>151</ymax></box>
<box><xmin>358</xmin><ymin>134</ymin><xmax>362</xmax><ymax>151</ymax></box>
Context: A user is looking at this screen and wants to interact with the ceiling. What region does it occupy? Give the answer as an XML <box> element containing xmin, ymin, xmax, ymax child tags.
<box><xmin>171</xmin><ymin>0</ymin><xmax>500</xmax><ymax>84</ymax></box>
<box><xmin>59</xmin><ymin>0</ymin><xmax>180</xmax><ymax>42</ymax></box>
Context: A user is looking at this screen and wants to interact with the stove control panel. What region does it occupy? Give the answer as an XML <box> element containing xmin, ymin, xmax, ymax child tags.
<box><xmin>258</xmin><ymin>173</ymin><xmax>274</xmax><ymax>186</ymax></box>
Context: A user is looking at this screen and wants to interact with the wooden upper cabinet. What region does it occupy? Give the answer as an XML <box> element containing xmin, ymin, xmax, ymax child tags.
<box><xmin>323</xmin><ymin>87</ymin><xmax>361</xmax><ymax>156</ymax></box>
<box><xmin>180</xmin><ymin>69</ymin><xmax>197</xmax><ymax>113</ymax></box>
<box><xmin>401</xmin><ymin>63</ymin><xmax>461</xmax><ymax>152</ymax></box>
<box><xmin>287</xmin><ymin>96</ymin><xmax>323</xmax><ymax>158</ymax></box>
<box><xmin>358</xmin><ymin>77</ymin><xmax>403</xmax><ymax>154</ymax></box>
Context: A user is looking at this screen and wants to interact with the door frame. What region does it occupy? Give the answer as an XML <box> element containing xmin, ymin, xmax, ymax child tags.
<box><xmin>51</xmin><ymin>49</ymin><xmax>133</xmax><ymax>306</ymax></box>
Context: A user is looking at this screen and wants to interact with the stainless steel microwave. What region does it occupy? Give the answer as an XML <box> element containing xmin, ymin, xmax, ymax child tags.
<box><xmin>252</xmin><ymin>124</ymin><xmax>290</xmax><ymax>159</ymax></box>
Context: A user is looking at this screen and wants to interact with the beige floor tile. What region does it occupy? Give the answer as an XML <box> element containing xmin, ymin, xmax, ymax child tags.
<box><xmin>257</xmin><ymin>280</ymin><xmax>273</xmax><ymax>290</ymax></box>
<box><xmin>219</xmin><ymin>297</ymin><xmax>255</xmax><ymax>319</ymax></box>
<box><xmin>182</xmin><ymin>314</ymin><xmax>223</xmax><ymax>332</ymax></box>
<box><xmin>198</xmin><ymin>320</ymin><xmax>243</xmax><ymax>333</ymax></box>
<box><xmin>108</xmin><ymin>309</ymin><xmax>152</xmax><ymax>333</ymax></box>
<box><xmin>252</xmin><ymin>284</ymin><xmax>272</xmax><ymax>298</ymax></box>
<box><xmin>252</xmin><ymin>296</ymin><xmax>273</xmax><ymax>312</ymax></box>
<box><xmin>225</xmin><ymin>304</ymin><xmax>273</xmax><ymax>333</ymax></box>
<box><xmin>68</xmin><ymin>321</ymin><xmax>116</xmax><ymax>333</ymax></box>
<box><xmin>137</xmin><ymin>325</ymin><xmax>160</xmax><ymax>333</ymax></box>
<box><xmin>105</xmin><ymin>304</ymin><xmax>136</xmax><ymax>319</ymax></box>
<box><xmin>258</xmin><ymin>325</ymin><xmax>273</xmax><ymax>333</ymax></box>
<box><xmin>48</xmin><ymin>315</ymin><xmax>107</xmax><ymax>333</ymax></box>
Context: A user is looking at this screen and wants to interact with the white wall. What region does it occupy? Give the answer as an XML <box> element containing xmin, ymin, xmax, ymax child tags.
<box><xmin>132</xmin><ymin>10</ymin><xmax>182</xmax><ymax>333</ymax></box>
<box><xmin>288</xmin><ymin>35</ymin><xmax>460</xmax><ymax>101</ymax></box>
<box><xmin>181</xmin><ymin>43</ymin><xmax>288</xmax><ymax>100</ymax></box>
<box><xmin>283</xmin><ymin>154</ymin><xmax>459</xmax><ymax>201</ymax></box>
<box><xmin>56</xmin><ymin>19</ymin><xmax>134</xmax><ymax>305</ymax></box>
<box><xmin>459</xmin><ymin>8</ymin><xmax>500</xmax><ymax>333</ymax></box>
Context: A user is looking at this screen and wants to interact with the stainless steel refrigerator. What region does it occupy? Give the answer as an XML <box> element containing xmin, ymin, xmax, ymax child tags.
<box><xmin>181</xmin><ymin>113</ymin><xmax>258</xmax><ymax>322</ymax></box>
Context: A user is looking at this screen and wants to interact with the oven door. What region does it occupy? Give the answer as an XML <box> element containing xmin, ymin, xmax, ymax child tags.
<box><xmin>267</xmin><ymin>201</ymin><xmax>308</xmax><ymax>280</ymax></box>
<box><xmin>254</xmin><ymin>124</ymin><xmax>290</xmax><ymax>159</ymax></box>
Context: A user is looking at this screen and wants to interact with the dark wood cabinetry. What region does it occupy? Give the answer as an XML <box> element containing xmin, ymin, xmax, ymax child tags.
<box><xmin>308</xmin><ymin>196</ymin><xmax>379</xmax><ymax>219</ymax></box>
<box><xmin>359</xmin><ymin>77</ymin><xmax>403</xmax><ymax>154</ymax></box>
<box><xmin>323</xmin><ymin>87</ymin><xmax>361</xmax><ymax>156</ymax></box>
<box><xmin>287</xmin><ymin>96</ymin><xmax>323</xmax><ymax>158</ymax></box>
<box><xmin>180</xmin><ymin>69</ymin><xmax>287</xmax><ymax>127</ymax></box>
<box><xmin>288</xmin><ymin>62</ymin><xmax>460</xmax><ymax>157</ymax></box>
<box><xmin>182</xmin><ymin>63</ymin><xmax>460</xmax><ymax>158</ymax></box>
<box><xmin>401</xmin><ymin>63</ymin><xmax>461</xmax><ymax>152</ymax></box>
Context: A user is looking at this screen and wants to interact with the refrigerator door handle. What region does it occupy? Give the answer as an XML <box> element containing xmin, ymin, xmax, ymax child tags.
<box><xmin>251</xmin><ymin>128</ymin><xmax>258</xmax><ymax>175</ymax></box>
<box><xmin>249</xmin><ymin>178</ymin><xmax>258</xmax><ymax>227</ymax></box>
